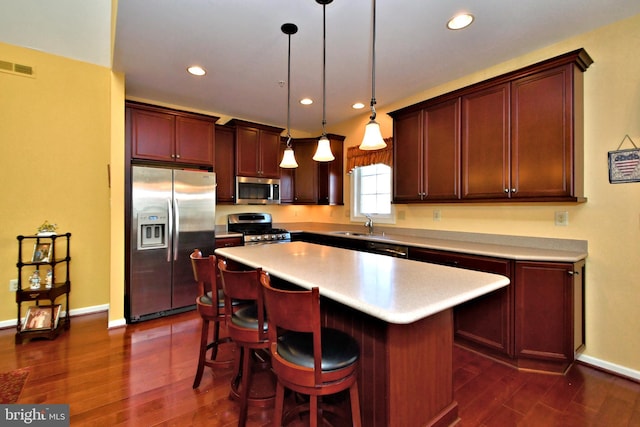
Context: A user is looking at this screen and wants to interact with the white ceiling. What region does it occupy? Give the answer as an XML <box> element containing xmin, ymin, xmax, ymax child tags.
<box><xmin>2</xmin><ymin>1</ymin><xmax>640</xmax><ymax>135</ymax></box>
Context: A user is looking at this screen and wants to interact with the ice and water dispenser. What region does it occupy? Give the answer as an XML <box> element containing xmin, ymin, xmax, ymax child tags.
<box><xmin>137</xmin><ymin>212</ymin><xmax>168</xmax><ymax>250</ymax></box>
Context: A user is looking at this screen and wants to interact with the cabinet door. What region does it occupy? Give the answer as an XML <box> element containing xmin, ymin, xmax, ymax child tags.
<box><xmin>214</xmin><ymin>125</ymin><xmax>235</xmax><ymax>203</ymax></box>
<box><xmin>259</xmin><ymin>130</ymin><xmax>282</xmax><ymax>178</ymax></box>
<box><xmin>175</xmin><ymin>116</ymin><xmax>214</xmax><ymax>166</ymax></box>
<box><xmin>279</xmin><ymin>142</ymin><xmax>295</xmax><ymax>204</ymax></box>
<box><xmin>511</xmin><ymin>65</ymin><xmax>574</xmax><ymax>198</ymax></box>
<box><xmin>293</xmin><ymin>139</ymin><xmax>319</xmax><ymax>204</ymax></box>
<box><xmin>461</xmin><ymin>83</ymin><xmax>511</xmax><ymax>199</ymax></box>
<box><xmin>423</xmin><ymin>99</ymin><xmax>461</xmax><ymax>201</ymax></box>
<box><xmin>130</xmin><ymin>108</ymin><xmax>175</xmax><ymax>162</ymax></box>
<box><xmin>409</xmin><ymin>247</ymin><xmax>513</xmax><ymax>357</ymax></box>
<box><xmin>515</xmin><ymin>261</ymin><xmax>579</xmax><ymax>366</ymax></box>
<box><xmin>318</xmin><ymin>135</ymin><xmax>344</xmax><ymax>205</ymax></box>
<box><xmin>236</xmin><ymin>126</ymin><xmax>260</xmax><ymax>177</ymax></box>
<box><xmin>393</xmin><ymin>109</ymin><xmax>424</xmax><ymax>202</ymax></box>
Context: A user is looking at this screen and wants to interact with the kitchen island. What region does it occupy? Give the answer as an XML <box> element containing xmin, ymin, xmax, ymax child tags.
<box><xmin>215</xmin><ymin>241</ymin><xmax>510</xmax><ymax>427</ymax></box>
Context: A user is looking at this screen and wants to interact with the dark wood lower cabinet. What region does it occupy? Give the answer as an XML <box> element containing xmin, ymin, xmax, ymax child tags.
<box><xmin>515</xmin><ymin>259</ymin><xmax>585</xmax><ymax>372</ymax></box>
<box><xmin>408</xmin><ymin>247</ymin><xmax>585</xmax><ymax>373</ymax></box>
<box><xmin>409</xmin><ymin>248</ymin><xmax>514</xmax><ymax>359</ymax></box>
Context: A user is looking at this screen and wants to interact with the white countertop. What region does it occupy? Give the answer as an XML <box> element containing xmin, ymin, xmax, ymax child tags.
<box><xmin>279</xmin><ymin>223</ymin><xmax>588</xmax><ymax>262</ymax></box>
<box><xmin>215</xmin><ymin>241</ymin><xmax>510</xmax><ymax>325</ymax></box>
<box><xmin>216</xmin><ymin>223</ymin><xmax>587</xmax><ymax>262</ymax></box>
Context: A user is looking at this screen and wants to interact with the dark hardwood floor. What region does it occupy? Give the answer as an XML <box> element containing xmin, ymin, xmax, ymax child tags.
<box><xmin>1</xmin><ymin>310</ymin><xmax>638</xmax><ymax>426</ymax></box>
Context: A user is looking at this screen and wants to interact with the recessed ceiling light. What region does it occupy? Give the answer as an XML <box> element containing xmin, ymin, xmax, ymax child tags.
<box><xmin>447</xmin><ymin>13</ymin><xmax>474</xmax><ymax>30</ymax></box>
<box><xmin>352</xmin><ymin>102</ymin><xmax>365</xmax><ymax>109</ymax></box>
<box><xmin>300</xmin><ymin>98</ymin><xmax>313</xmax><ymax>105</ymax></box>
<box><xmin>187</xmin><ymin>65</ymin><xmax>206</xmax><ymax>76</ymax></box>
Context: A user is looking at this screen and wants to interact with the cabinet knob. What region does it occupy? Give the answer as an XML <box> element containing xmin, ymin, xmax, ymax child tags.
<box><xmin>504</xmin><ymin>188</ymin><xmax>509</xmax><ymax>193</ymax></box>
<box><xmin>567</xmin><ymin>270</ymin><xmax>580</xmax><ymax>276</ymax></box>
<box><xmin>511</xmin><ymin>188</ymin><xmax>517</xmax><ymax>193</ymax></box>
<box><xmin>176</xmin><ymin>154</ymin><xmax>181</xmax><ymax>159</ymax></box>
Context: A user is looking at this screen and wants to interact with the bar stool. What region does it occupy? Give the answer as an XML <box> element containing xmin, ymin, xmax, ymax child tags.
<box><xmin>259</xmin><ymin>271</ymin><xmax>362</xmax><ymax>427</ymax></box>
<box><xmin>218</xmin><ymin>258</ymin><xmax>275</xmax><ymax>427</ymax></box>
<box><xmin>190</xmin><ymin>250</ymin><xmax>235</xmax><ymax>389</ymax></box>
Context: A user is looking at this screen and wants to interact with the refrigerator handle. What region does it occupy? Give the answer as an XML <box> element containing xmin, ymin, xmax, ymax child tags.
<box><xmin>174</xmin><ymin>198</ymin><xmax>180</xmax><ymax>261</ymax></box>
<box><xmin>167</xmin><ymin>198</ymin><xmax>173</xmax><ymax>262</ymax></box>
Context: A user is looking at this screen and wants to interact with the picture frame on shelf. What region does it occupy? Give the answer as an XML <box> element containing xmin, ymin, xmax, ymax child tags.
<box><xmin>22</xmin><ymin>305</ymin><xmax>61</xmax><ymax>331</ymax></box>
<box><xmin>31</xmin><ymin>243</ymin><xmax>51</xmax><ymax>263</ymax></box>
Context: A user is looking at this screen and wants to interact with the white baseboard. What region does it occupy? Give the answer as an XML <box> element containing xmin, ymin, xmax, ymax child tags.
<box><xmin>0</xmin><ymin>304</ymin><xmax>110</xmax><ymax>330</ymax></box>
<box><xmin>577</xmin><ymin>353</ymin><xmax>640</xmax><ymax>382</ymax></box>
<box><xmin>108</xmin><ymin>318</ymin><xmax>127</xmax><ymax>329</ymax></box>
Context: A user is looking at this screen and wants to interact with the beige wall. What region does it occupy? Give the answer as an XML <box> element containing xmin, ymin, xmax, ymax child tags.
<box><xmin>1</xmin><ymin>12</ymin><xmax>638</xmax><ymax>377</ymax></box>
<box><xmin>0</xmin><ymin>42</ymin><xmax>112</xmax><ymax>321</ymax></box>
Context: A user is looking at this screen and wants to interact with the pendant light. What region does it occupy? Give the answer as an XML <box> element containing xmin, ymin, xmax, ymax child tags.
<box><xmin>313</xmin><ymin>0</ymin><xmax>335</xmax><ymax>162</ymax></box>
<box><xmin>359</xmin><ymin>0</ymin><xmax>387</xmax><ymax>151</ymax></box>
<box><xmin>279</xmin><ymin>23</ymin><xmax>299</xmax><ymax>168</ymax></box>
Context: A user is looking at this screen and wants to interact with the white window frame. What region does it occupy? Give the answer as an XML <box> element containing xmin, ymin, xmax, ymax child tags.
<box><xmin>350</xmin><ymin>163</ymin><xmax>395</xmax><ymax>224</ymax></box>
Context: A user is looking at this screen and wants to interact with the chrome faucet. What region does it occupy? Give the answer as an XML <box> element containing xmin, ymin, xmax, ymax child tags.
<box><xmin>364</xmin><ymin>214</ymin><xmax>374</xmax><ymax>235</ymax></box>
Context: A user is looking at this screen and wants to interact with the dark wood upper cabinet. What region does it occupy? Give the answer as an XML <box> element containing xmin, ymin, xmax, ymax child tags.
<box><xmin>127</xmin><ymin>101</ymin><xmax>217</xmax><ymax>167</ymax></box>
<box><xmin>390</xmin><ymin>48</ymin><xmax>592</xmax><ymax>203</ymax></box>
<box><xmin>227</xmin><ymin>119</ymin><xmax>284</xmax><ymax>179</ymax></box>
<box><xmin>461</xmin><ymin>83</ymin><xmax>511</xmax><ymax>199</ymax></box>
<box><xmin>392</xmin><ymin>109</ymin><xmax>424</xmax><ymax>202</ymax></box>
<box><xmin>510</xmin><ymin>65</ymin><xmax>578</xmax><ymax>199</ymax></box>
<box><xmin>292</xmin><ymin>139</ymin><xmax>319</xmax><ymax>204</ymax></box>
<box><xmin>214</xmin><ymin>125</ymin><xmax>235</xmax><ymax>204</ymax></box>
<box><xmin>392</xmin><ymin>99</ymin><xmax>461</xmax><ymax>203</ymax></box>
<box><xmin>392</xmin><ymin>98</ymin><xmax>460</xmax><ymax>202</ymax></box>
<box><xmin>283</xmin><ymin>135</ymin><xmax>344</xmax><ymax>205</ymax></box>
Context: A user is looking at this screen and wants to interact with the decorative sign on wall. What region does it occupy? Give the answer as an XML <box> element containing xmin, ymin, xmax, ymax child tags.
<box><xmin>608</xmin><ymin>135</ymin><xmax>640</xmax><ymax>184</ymax></box>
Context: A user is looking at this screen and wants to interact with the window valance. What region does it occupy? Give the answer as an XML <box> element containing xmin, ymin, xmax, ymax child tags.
<box><xmin>346</xmin><ymin>137</ymin><xmax>393</xmax><ymax>174</ymax></box>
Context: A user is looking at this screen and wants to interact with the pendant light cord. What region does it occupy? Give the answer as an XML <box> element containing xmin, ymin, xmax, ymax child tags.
<box><xmin>286</xmin><ymin>30</ymin><xmax>292</xmax><ymax>145</ymax></box>
<box><xmin>322</xmin><ymin>1</ymin><xmax>327</xmax><ymax>136</ymax></box>
<box><xmin>370</xmin><ymin>0</ymin><xmax>377</xmax><ymax>121</ymax></box>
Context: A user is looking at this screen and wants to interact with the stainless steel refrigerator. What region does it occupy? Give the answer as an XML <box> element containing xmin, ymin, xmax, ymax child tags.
<box><xmin>128</xmin><ymin>166</ymin><xmax>216</xmax><ymax>322</ymax></box>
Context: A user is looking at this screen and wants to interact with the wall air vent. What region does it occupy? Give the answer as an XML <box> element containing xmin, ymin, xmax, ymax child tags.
<box><xmin>0</xmin><ymin>60</ymin><xmax>35</xmax><ymax>78</ymax></box>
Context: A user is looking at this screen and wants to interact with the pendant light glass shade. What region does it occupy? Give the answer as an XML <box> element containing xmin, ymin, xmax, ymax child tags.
<box><xmin>279</xmin><ymin>23</ymin><xmax>299</xmax><ymax>168</ymax></box>
<box><xmin>359</xmin><ymin>0</ymin><xmax>387</xmax><ymax>151</ymax></box>
<box><xmin>360</xmin><ymin>119</ymin><xmax>386</xmax><ymax>150</ymax></box>
<box><xmin>280</xmin><ymin>144</ymin><xmax>299</xmax><ymax>168</ymax></box>
<box><xmin>314</xmin><ymin>0</ymin><xmax>335</xmax><ymax>162</ymax></box>
<box><xmin>313</xmin><ymin>135</ymin><xmax>335</xmax><ymax>161</ymax></box>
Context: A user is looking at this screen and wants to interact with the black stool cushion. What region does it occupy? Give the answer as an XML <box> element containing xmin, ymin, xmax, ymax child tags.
<box><xmin>200</xmin><ymin>290</ymin><xmax>245</xmax><ymax>309</ymax></box>
<box><xmin>199</xmin><ymin>289</ymin><xmax>226</xmax><ymax>308</ymax></box>
<box><xmin>277</xmin><ymin>328</ymin><xmax>359</xmax><ymax>371</ymax></box>
<box><xmin>232</xmin><ymin>304</ymin><xmax>268</xmax><ymax>331</ymax></box>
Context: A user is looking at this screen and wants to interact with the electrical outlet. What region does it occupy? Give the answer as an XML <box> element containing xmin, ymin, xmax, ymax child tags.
<box><xmin>555</xmin><ymin>211</ymin><xmax>569</xmax><ymax>226</ymax></box>
<box><xmin>433</xmin><ymin>209</ymin><xmax>442</xmax><ymax>221</ymax></box>
<box><xmin>9</xmin><ymin>279</ymin><xmax>18</xmax><ymax>292</ymax></box>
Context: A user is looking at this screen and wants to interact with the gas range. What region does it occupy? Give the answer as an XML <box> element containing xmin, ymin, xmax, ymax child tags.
<box><xmin>227</xmin><ymin>213</ymin><xmax>291</xmax><ymax>245</ymax></box>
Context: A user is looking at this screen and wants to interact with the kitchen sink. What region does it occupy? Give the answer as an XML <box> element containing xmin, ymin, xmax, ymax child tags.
<box><xmin>331</xmin><ymin>231</ymin><xmax>369</xmax><ymax>236</ymax></box>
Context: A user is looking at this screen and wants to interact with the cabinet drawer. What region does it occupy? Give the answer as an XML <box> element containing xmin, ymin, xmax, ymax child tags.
<box><xmin>215</xmin><ymin>236</ymin><xmax>243</xmax><ymax>248</ymax></box>
<box><xmin>408</xmin><ymin>247</ymin><xmax>510</xmax><ymax>275</ymax></box>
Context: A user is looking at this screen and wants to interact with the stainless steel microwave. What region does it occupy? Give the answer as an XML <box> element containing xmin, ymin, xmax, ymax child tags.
<box><xmin>235</xmin><ymin>176</ymin><xmax>281</xmax><ymax>205</ymax></box>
